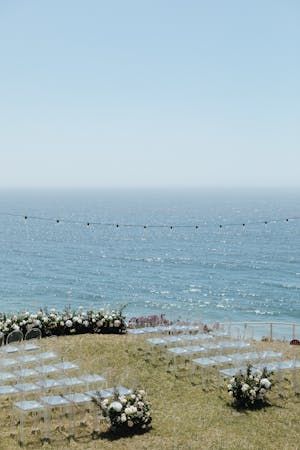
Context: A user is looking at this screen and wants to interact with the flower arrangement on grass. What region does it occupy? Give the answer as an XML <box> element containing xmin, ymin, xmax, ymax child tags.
<box><xmin>93</xmin><ymin>388</ymin><xmax>152</xmax><ymax>435</ymax></box>
<box><xmin>0</xmin><ymin>305</ymin><xmax>127</xmax><ymax>340</ymax></box>
<box><xmin>227</xmin><ymin>364</ymin><xmax>273</xmax><ymax>408</ymax></box>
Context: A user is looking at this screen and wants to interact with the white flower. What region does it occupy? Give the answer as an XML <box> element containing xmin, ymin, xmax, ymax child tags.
<box><xmin>83</xmin><ymin>320</ymin><xmax>89</xmax><ymax>327</ymax></box>
<box><xmin>12</xmin><ymin>324</ymin><xmax>20</xmax><ymax>331</ymax></box>
<box><xmin>109</xmin><ymin>401</ymin><xmax>123</xmax><ymax>412</ymax></box>
<box><xmin>227</xmin><ymin>384</ymin><xmax>232</xmax><ymax>390</ymax></box>
<box><xmin>65</xmin><ymin>320</ymin><xmax>72</xmax><ymax>327</ymax></box>
<box><xmin>260</xmin><ymin>378</ymin><xmax>271</xmax><ymax>389</ymax></box>
<box><xmin>60</xmin><ymin>321</ymin><xmax>64</xmax><ymax>327</ymax></box>
<box><xmin>127</xmin><ymin>420</ymin><xmax>134</xmax><ymax>427</ymax></box>
<box><xmin>114</xmin><ymin>320</ymin><xmax>121</xmax><ymax>327</ymax></box>
<box><xmin>228</xmin><ymin>391</ymin><xmax>233</xmax><ymax>397</ymax></box>
<box><xmin>249</xmin><ymin>389</ymin><xmax>256</xmax><ymax>397</ymax></box>
<box><xmin>241</xmin><ymin>383</ymin><xmax>250</xmax><ymax>392</ymax></box>
<box><xmin>254</xmin><ymin>370</ymin><xmax>262</xmax><ymax>378</ymax></box>
<box><xmin>121</xmin><ymin>413</ymin><xmax>127</xmax><ymax>423</ymax></box>
<box><xmin>119</xmin><ymin>396</ymin><xmax>127</xmax><ymax>405</ymax></box>
<box><xmin>230</xmin><ymin>377</ymin><xmax>235</xmax><ymax>384</ymax></box>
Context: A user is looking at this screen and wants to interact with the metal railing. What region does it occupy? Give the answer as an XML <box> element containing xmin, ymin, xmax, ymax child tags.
<box><xmin>218</xmin><ymin>321</ymin><xmax>300</xmax><ymax>341</ymax></box>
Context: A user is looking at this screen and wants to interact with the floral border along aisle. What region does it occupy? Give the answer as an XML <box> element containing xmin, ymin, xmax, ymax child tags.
<box><xmin>0</xmin><ymin>306</ymin><xmax>127</xmax><ymax>340</ymax></box>
<box><xmin>93</xmin><ymin>388</ymin><xmax>152</xmax><ymax>435</ymax></box>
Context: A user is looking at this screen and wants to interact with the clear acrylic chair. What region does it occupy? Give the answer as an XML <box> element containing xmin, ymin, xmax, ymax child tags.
<box><xmin>24</xmin><ymin>328</ymin><xmax>42</xmax><ymax>352</ymax></box>
<box><xmin>14</xmin><ymin>399</ymin><xmax>45</xmax><ymax>446</ymax></box>
<box><xmin>62</xmin><ymin>392</ymin><xmax>93</xmax><ymax>439</ymax></box>
<box><xmin>40</xmin><ymin>395</ymin><xmax>71</xmax><ymax>442</ymax></box>
<box><xmin>0</xmin><ymin>331</ymin><xmax>4</xmax><ymax>347</ymax></box>
<box><xmin>4</xmin><ymin>330</ymin><xmax>23</xmax><ymax>354</ymax></box>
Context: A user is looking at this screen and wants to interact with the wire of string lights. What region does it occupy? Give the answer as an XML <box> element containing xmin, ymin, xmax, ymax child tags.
<box><xmin>0</xmin><ymin>211</ymin><xmax>299</xmax><ymax>230</ymax></box>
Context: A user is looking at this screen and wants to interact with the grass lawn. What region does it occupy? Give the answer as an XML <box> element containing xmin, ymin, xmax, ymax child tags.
<box><xmin>1</xmin><ymin>334</ymin><xmax>299</xmax><ymax>449</ymax></box>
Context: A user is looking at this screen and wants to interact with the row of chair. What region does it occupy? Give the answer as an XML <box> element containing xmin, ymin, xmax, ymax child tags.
<box><xmin>0</xmin><ymin>328</ymin><xmax>42</xmax><ymax>347</ymax></box>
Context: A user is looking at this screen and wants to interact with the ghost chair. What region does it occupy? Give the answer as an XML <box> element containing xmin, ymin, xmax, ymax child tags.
<box><xmin>4</xmin><ymin>330</ymin><xmax>24</xmax><ymax>355</ymax></box>
<box><xmin>23</xmin><ymin>328</ymin><xmax>42</xmax><ymax>352</ymax></box>
<box><xmin>62</xmin><ymin>392</ymin><xmax>93</xmax><ymax>439</ymax></box>
<box><xmin>40</xmin><ymin>394</ymin><xmax>71</xmax><ymax>443</ymax></box>
<box><xmin>0</xmin><ymin>331</ymin><xmax>4</xmax><ymax>347</ymax></box>
<box><xmin>14</xmin><ymin>399</ymin><xmax>45</xmax><ymax>447</ymax></box>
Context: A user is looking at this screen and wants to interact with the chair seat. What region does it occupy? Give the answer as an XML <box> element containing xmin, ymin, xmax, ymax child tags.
<box><xmin>40</xmin><ymin>395</ymin><xmax>70</xmax><ymax>407</ymax></box>
<box><xmin>54</xmin><ymin>361</ymin><xmax>78</xmax><ymax>370</ymax></box>
<box><xmin>14</xmin><ymin>400</ymin><xmax>44</xmax><ymax>411</ymax></box>
<box><xmin>79</xmin><ymin>374</ymin><xmax>105</xmax><ymax>383</ymax></box>
<box><xmin>0</xmin><ymin>371</ymin><xmax>17</xmax><ymax>381</ymax></box>
<box><xmin>63</xmin><ymin>393</ymin><xmax>92</xmax><ymax>404</ymax></box>
<box><xmin>15</xmin><ymin>383</ymin><xmax>41</xmax><ymax>393</ymax></box>
<box><xmin>0</xmin><ymin>385</ymin><xmax>18</xmax><ymax>395</ymax></box>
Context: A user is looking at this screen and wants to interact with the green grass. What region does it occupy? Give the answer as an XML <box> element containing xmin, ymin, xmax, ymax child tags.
<box><xmin>1</xmin><ymin>334</ymin><xmax>300</xmax><ymax>449</ymax></box>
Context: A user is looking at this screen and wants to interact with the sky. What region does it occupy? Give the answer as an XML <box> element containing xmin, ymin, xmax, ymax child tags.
<box><xmin>0</xmin><ymin>0</ymin><xmax>299</xmax><ymax>189</ymax></box>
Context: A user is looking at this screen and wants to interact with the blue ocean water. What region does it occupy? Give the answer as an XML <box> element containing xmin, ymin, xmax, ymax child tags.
<box><xmin>0</xmin><ymin>189</ymin><xmax>299</xmax><ymax>326</ymax></box>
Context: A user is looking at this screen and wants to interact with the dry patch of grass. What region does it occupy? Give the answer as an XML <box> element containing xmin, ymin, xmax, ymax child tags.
<box><xmin>1</xmin><ymin>335</ymin><xmax>299</xmax><ymax>449</ymax></box>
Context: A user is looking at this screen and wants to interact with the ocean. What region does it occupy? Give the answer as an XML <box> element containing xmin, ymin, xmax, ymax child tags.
<box><xmin>0</xmin><ymin>189</ymin><xmax>299</xmax><ymax>330</ymax></box>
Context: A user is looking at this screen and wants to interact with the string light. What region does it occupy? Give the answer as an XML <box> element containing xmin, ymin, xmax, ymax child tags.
<box><xmin>0</xmin><ymin>211</ymin><xmax>299</xmax><ymax>230</ymax></box>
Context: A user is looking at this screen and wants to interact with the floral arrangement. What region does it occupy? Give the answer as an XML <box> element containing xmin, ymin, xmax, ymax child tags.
<box><xmin>0</xmin><ymin>306</ymin><xmax>127</xmax><ymax>340</ymax></box>
<box><xmin>227</xmin><ymin>364</ymin><xmax>273</xmax><ymax>408</ymax></box>
<box><xmin>93</xmin><ymin>388</ymin><xmax>152</xmax><ymax>434</ymax></box>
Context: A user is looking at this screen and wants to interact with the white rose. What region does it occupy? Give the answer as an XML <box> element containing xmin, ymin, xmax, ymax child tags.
<box><xmin>60</xmin><ymin>321</ymin><xmax>64</xmax><ymax>327</ymax></box>
<box><xmin>241</xmin><ymin>383</ymin><xmax>250</xmax><ymax>392</ymax></box>
<box><xmin>109</xmin><ymin>401</ymin><xmax>123</xmax><ymax>412</ymax></box>
<box><xmin>65</xmin><ymin>320</ymin><xmax>72</xmax><ymax>327</ymax></box>
<box><xmin>260</xmin><ymin>378</ymin><xmax>271</xmax><ymax>389</ymax></box>
<box><xmin>249</xmin><ymin>389</ymin><xmax>256</xmax><ymax>397</ymax></box>
<box><xmin>114</xmin><ymin>320</ymin><xmax>121</xmax><ymax>327</ymax></box>
<box><xmin>124</xmin><ymin>407</ymin><xmax>132</xmax><ymax>415</ymax></box>
<box><xmin>121</xmin><ymin>413</ymin><xmax>127</xmax><ymax>423</ymax></box>
<box><xmin>119</xmin><ymin>396</ymin><xmax>127</xmax><ymax>405</ymax></box>
<box><xmin>227</xmin><ymin>384</ymin><xmax>232</xmax><ymax>390</ymax></box>
<box><xmin>127</xmin><ymin>420</ymin><xmax>134</xmax><ymax>427</ymax></box>
<box><xmin>83</xmin><ymin>320</ymin><xmax>89</xmax><ymax>327</ymax></box>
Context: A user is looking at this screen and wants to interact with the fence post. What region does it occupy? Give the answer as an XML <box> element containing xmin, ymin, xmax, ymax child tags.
<box><xmin>270</xmin><ymin>323</ymin><xmax>273</xmax><ymax>341</ymax></box>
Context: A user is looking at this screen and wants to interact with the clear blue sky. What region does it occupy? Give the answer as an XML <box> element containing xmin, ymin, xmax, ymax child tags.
<box><xmin>0</xmin><ymin>0</ymin><xmax>299</xmax><ymax>188</ymax></box>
